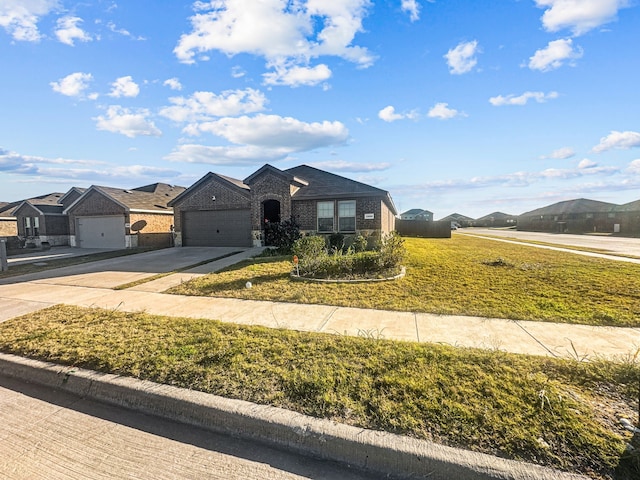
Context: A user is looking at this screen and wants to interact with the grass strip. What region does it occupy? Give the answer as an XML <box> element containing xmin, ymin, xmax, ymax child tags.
<box><xmin>112</xmin><ymin>250</ymin><xmax>243</xmax><ymax>290</ymax></box>
<box><xmin>0</xmin><ymin>304</ymin><xmax>638</xmax><ymax>479</ymax></box>
<box><xmin>167</xmin><ymin>237</ymin><xmax>640</xmax><ymax>327</ymax></box>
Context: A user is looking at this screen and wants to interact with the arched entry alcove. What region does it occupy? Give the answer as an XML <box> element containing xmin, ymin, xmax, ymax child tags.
<box><xmin>263</xmin><ymin>199</ymin><xmax>281</xmax><ymax>224</ymax></box>
<box><xmin>262</xmin><ymin>199</ymin><xmax>281</xmax><ymax>246</ymax></box>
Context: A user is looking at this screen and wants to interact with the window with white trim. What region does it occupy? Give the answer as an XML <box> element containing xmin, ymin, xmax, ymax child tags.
<box><xmin>338</xmin><ymin>200</ymin><xmax>356</xmax><ymax>232</ymax></box>
<box><xmin>317</xmin><ymin>201</ymin><xmax>334</xmax><ymax>232</ymax></box>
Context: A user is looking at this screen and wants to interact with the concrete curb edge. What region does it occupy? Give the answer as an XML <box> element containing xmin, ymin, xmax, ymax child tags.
<box><xmin>0</xmin><ymin>353</ymin><xmax>587</xmax><ymax>480</ymax></box>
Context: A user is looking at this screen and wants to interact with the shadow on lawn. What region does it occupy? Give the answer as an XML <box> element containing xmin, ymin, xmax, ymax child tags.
<box><xmin>614</xmin><ymin>429</ymin><xmax>640</xmax><ymax>479</ymax></box>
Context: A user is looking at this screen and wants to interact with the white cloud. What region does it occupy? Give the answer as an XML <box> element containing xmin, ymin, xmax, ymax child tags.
<box><xmin>108</xmin><ymin>76</ymin><xmax>140</xmax><ymax>98</ymax></box>
<box><xmin>0</xmin><ymin>0</ymin><xmax>59</xmax><ymax>42</ymax></box>
<box><xmin>106</xmin><ymin>21</ymin><xmax>145</xmax><ymax>40</ymax></box>
<box><xmin>427</xmin><ymin>102</ymin><xmax>465</xmax><ymax>120</ymax></box>
<box><xmin>401</xmin><ymin>0</ymin><xmax>421</xmax><ymax>22</ymax></box>
<box><xmin>540</xmin><ymin>147</ymin><xmax>575</xmax><ymax>159</ymax></box>
<box><xmin>164</xmin><ymin>144</ymin><xmax>289</xmax><ymax>165</ymax></box>
<box><xmin>308</xmin><ymin>160</ymin><xmax>391</xmax><ymax>172</ymax></box>
<box><xmin>163</xmin><ymin>78</ymin><xmax>183</xmax><ymax>91</ymax></box>
<box><xmin>174</xmin><ymin>0</ymin><xmax>375</xmax><ymax>86</ymax></box>
<box><xmin>444</xmin><ymin>40</ymin><xmax>480</xmax><ymax>75</ymax></box>
<box><xmin>263</xmin><ymin>63</ymin><xmax>332</xmax><ymax>87</ymax></box>
<box><xmin>50</xmin><ymin>72</ymin><xmax>94</xmax><ymax>97</ymax></box>
<box><xmin>94</xmin><ymin>105</ymin><xmax>162</xmax><ymax>138</ymax></box>
<box><xmin>191</xmin><ymin>114</ymin><xmax>349</xmax><ymax>152</ymax></box>
<box><xmin>159</xmin><ymin>88</ymin><xmax>267</xmax><ymax>123</ymax></box>
<box><xmin>535</xmin><ymin>0</ymin><xmax>629</xmax><ymax>36</ymax></box>
<box><xmin>489</xmin><ymin>91</ymin><xmax>559</xmax><ymax>106</ymax></box>
<box><xmin>378</xmin><ymin>105</ymin><xmax>418</xmax><ymax>122</ymax></box>
<box><xmin>577</xmin><ymin>158</ymin><xmax>597</xmax><ymax>169</ymax></box>
<box><xmin>528</xmin><ymin>38</ymin><xmax>583</xmax><ymax>71</ymax></box>
<box><xmin>592</xmin><ymin>130</ymin><xmax>640</xmax><ymax>153</ymax></box>
<box><xmin>0</xmin><ymin>148</ymin><xmax>180</xmax><ymax>182</ymax></box>
<box><xmin>627</xmin><ymin>159</ymin><xmax>640</xmax><ymax>174</ymax></box>
<box><xmin>55</xmin><ymin>16</ymin><xmax>92</xmax><ymax>46</ymax></box>
<box><xmin>231</xmin><ymin>66</ymin><xmax>246</xmax><ymax>78</ymax></box>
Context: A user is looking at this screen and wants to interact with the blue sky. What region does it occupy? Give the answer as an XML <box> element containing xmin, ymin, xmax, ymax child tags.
<box><xmin>1</xmin><ymin>0</ymin><xmax>639</xmax><ymax>219</ymax></box>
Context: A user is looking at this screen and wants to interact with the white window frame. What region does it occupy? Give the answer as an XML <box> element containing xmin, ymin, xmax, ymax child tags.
<box><xmin>338</xmin><ymin>200</ymin><xmax>356</xmax><ymax>232</ymax></box>
<box><xmin>317</xmin><ymin>201</ymin><xmax>334</xmax><ymax>233</ymax></box>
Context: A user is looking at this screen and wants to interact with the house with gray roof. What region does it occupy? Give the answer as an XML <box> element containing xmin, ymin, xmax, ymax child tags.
<box><xmin>517</xmin><ymin>198</ymin><xmax>620</xmax><ymax>234</ymax></box>
<box><xmin>169</xmin><ymin>164</ymin><xmax>397</xmax><ymax>247</ymax></box>
<box><xmin>400</xmin><ymin>209</ymin><xmax>433</xmax><ymax>221</ymax></box>
<box><xmin>474</xmin><ymin>211</ymin><xmax>517</xmax><ymax>228</ymax></box>
<box><xmin>64</xmin><ymin>183</ymin><xmax>185</xmax><ymax>248</ymax></box>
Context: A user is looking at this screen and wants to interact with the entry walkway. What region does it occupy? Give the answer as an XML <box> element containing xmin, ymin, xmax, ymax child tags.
<box><xmin>0</xmin><ymin>247</ymin><xmax>639</xmax><ymax>361</ymax></box>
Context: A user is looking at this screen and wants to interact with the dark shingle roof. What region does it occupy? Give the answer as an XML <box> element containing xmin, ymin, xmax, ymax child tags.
<box><xmin>475</xmin><ymin>211</ymin><xmax>515</xmax><ymax>222</ymax></box>
<box><xmin>520</xmin><ymin>198</ymin><xmax>618</xmax><ymax>217</ymax></box>
<box><xmin>438</xmin><ymin>213</ymin><xmax>475</xmax><ymax>222</ymax></box>
<box><xmin>90</xmin><ymin>183</ymin><xmax>185</xmax><ymax>212</ymax></box>
<box><xmin>401</xmin><ymin>209</ymin><xmax>426</xmax><ymax>216</ymax></box>
<box><xmin>616</xmin><ymin>199</ymin><xmax>640</xmax><ymax>212</ymax></box>
<box><xmin>285</xmin><ymin>165</ymin><xmax>397</xmax><ymax>214</ymax></box>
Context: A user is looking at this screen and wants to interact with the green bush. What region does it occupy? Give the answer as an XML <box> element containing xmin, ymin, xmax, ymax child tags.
<box><xmin>292</xmin><ymin>232</ymin><xmax>405</xmax><ymax>279</ymax></box>
<box><xmin>378</xmin><ymin>232</ymin><xmax>406</xmax><ymax>269</ymax></box>
<box><xmin>264</xmin><ymin>217</ymin><xmax>302</xmax><ymax>254</ymax></box>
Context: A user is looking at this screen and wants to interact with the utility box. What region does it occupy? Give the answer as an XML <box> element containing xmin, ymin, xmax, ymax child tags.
<box><xmin>0</xmin><ymin>239</ymin><xmax>7</xmax><ymax>272</ymax></box>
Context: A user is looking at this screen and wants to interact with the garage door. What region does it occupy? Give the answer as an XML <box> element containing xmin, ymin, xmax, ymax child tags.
<box><xmin>183</xmin><ymin>209</ymin><xmax>252</xmax><ymax>247</ymax></box>
<box><xmin>77</xmin><ymin>216</ymin><xmax>125</xmax><ymax>249</ymax></box>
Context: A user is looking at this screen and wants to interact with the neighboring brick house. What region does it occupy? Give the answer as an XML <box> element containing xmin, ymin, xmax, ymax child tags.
<box><xmin>474</xmin><ymin>211</ymin><xmax>517</xmax><ymax>228</ymax></box>
<box><xmin>614</xmin><ymin>199</ymin><xmax>640</xmax><ymax>236</ymax></box>
<box><xmin>517</xmin><ymin>198</ymin><xmax>620</xmax><ymax>234</ymax></box>
<box><xmin>65</xmin><ymin>183</ymin><xmax>185</xmax><ymax>248</ymax></box>
<box><xmin>400</xmin><ymin>209</ymin><xmax>433</xmax><ymax>221</ymax></box>
<box><xmin>10</xmin><ymin>189</ymin><xmax>89</xmax><ymax>247</ymax></box>
<box><xmin>169</xmin><ymin>164</ymin><xmax>397</xmax><ymax>247</ymax></box>
<box><xmin>438</xmin><ymin>213</ymin><xmax>475</xmax><ymax>228</ymax></box>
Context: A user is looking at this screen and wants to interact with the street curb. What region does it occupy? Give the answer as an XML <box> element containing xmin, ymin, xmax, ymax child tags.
<box><xmin>0</xmin><ymin>353</ymin><xmax>587</xmax><ymax>480</ymax></box>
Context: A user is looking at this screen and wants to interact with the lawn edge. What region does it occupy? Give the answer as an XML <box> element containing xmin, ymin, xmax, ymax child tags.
<box><xmin>0</xmin><ymin>352</ymin><xmax>588</xmax><ymax>480</ymax></box>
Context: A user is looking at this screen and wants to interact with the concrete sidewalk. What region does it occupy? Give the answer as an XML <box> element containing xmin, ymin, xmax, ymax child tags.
<box><xmin>1</xmin><ymin>248</ymin><xmax>639</xmax><ymax>360</ymax></box>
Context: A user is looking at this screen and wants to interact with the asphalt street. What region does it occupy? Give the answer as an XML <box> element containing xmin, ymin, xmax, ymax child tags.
<box><xmin>0</xmin><ymin>374</ymin><xmax>382</xmax><ymax>480</ymax></box>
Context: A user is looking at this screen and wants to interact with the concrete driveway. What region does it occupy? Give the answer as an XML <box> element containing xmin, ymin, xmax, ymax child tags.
<box><xmin>0</xmin><ymin>247</ymin><xmax>246</xmax><ymax>288</ymax></box>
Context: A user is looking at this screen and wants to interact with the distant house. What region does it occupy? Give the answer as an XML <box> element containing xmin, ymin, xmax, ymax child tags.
<box><xmin>474</xmin><ymin>212</ymin><xmax>517</xmax><ymax>228</ymax></box>
<box><xmin>169</xmin><ymin>164</ymin><xmax>397</xmax><ymax>247</ymax></box>
<box><xmin>517</xmin><ymin>198</ymin><xmax>620</xmax><ymax>234</ymax></box>
<box><xmin>614</xmin><ymin>199</ymin><xmax>640</xmax><ymax>235</ymax></box>
<box><xmin>438</xmin><ymin>213</ymin><xmax>475</xmax><ymax>228</ymax></box>
<box><xmin>65</xmin><ymin>183</ymin><xmax>185</xmax><ymax>248</ymax></box>
<box><xmin>400</xmin><ymin>209</ymin><xmax>433</xmax><ymax>221</ymax></box>
<box><xmin>12</xmin><ymin>192</ymin><xmax>69</xmax><ymax>247</ymax></box>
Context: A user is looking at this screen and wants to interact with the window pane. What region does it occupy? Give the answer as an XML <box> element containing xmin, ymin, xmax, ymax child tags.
<box><xmin>317</xmin><ymin>201</ymin><xmax>334</xmax><ymax>232</ymax></box>
<box><xmin>338</xmin><ymin>201</ymin><xmax>356</xmax><ymax>232</ymax></box>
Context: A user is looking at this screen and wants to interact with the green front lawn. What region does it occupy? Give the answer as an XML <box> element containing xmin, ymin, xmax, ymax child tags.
<box><xmin>167</xmin><ymin>236</ymin><xmax>640</xmax><ymax>327</ymax></box>
<box><xmin>0</xmin><ymin>305</ymin><xmax>637</xmax><ymax>479</ymax></box>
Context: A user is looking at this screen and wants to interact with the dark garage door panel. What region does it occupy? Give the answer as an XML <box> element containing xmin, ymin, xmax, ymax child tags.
<box><xmin>183</xmin><ymin>210</ymin><xmax>252</xmax><ymax>247</ymax></box>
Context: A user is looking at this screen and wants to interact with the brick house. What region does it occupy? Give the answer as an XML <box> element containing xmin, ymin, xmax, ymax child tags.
<box><xmin>169</xmin><ymin>164</ymin><xmax>397</xmax><ymax>247</ymax></box>
<box><xmin>400</xmin><ymin>209</ymin><xmax>433</xmax><ymax>221</ymax></box>
<box><xmin>65</xmin><ymin>183</ymin><xmax>185</xmax><ymax>248</ymax></box>
<box><xmin>517</xmin><ymin>198</ymin><xmax>620</xmax><ymax>234</ymax></box>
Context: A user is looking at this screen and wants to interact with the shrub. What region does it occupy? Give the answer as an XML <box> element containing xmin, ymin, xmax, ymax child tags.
<box><xmin>264</xmin><ymin>217</ymin><xmax>302</xmax><ymax>254</ymax></box>
<box><xmin>377</xmin><ymin>232</ymin><xmax>406</xmax><ymax>269</ymax></box>
<box><xmin>351</xmin><ymin>234</ymin><xmax>368</xmax><ymax>253</ymax></box>
<box><xmin>328</xmin><ymin>233</ymin><xmax>345</xmax><ymax>253</ymax></box>
<box><xmin>292</xmin><ymin>232</ymin><xmax>405</xmax><ymax>279</ymax></box>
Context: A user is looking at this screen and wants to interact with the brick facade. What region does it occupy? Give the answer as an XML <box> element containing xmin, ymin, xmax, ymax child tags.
<box><xmin>246</xmin><ymin>170</ymin><xmax>293</xmax><ymax>230</ymax></box>
<box><xmin>0</xmin><ymin>219</ymin><xmax>16</xmax><ymax>237</ymax></box>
